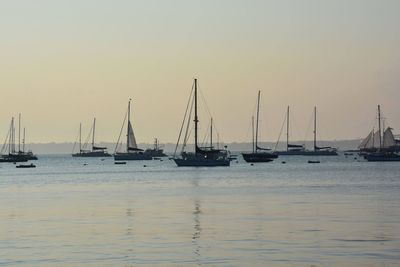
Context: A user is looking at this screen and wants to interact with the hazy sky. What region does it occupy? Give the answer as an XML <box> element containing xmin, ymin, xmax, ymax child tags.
<box><xmin>1</xmin><ymin>0</ymin><xmax>399</xmax><ymax>144</ymax></box>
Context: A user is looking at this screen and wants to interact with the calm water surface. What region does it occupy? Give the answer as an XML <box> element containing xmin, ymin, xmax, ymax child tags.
<box><xmin>0</xmin><ymin>154</ymin><xmax>399</xmax><ymax>266</ymax></box>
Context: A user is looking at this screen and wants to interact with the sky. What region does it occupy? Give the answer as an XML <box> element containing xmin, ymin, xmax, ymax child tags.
<box><xmin>0</xmin><ymin>0</ymin><xmax>399</xmax><ymax>144</ymax></box>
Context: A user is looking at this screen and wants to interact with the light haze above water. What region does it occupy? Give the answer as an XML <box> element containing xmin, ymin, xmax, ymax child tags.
<box><xmin>0</xmin><ymin>154</ymin><xmax>399</xmax><ymax>266</ymax></box>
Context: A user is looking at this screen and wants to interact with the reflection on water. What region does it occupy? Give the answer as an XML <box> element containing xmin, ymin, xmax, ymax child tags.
<box><xmin>192</xmin><ymin>200</ymin><xmax>202</xmax><ymax>258</ymax></box>
<box><xmin>126</xmin><ymin>208</ymin><xmax>134</xmax><ymax>236</ymax></box>
<box><xmin>0</xmin><ymin>154</ymin><xmax>399</xmax><ymax>266</ymax></box>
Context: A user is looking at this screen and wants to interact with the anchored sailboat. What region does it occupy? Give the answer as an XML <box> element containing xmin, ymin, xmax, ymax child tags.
<box><xmin>173</xmin><ymin>79</ymin><xmax>230</xmax><ymax>167</ymax></box>
<box><xmin>275</xmin><ymin>106</ymin><xmax>306</xmax><ymax>155</ymax></box>
<box><xmin>276</xmin><ymin>106</ymin><xmax>337</xmax><ymax>156</ymax></box>
<box><xmin>363</xmin><ymin>105</ymin><xmax>400</xmax><ymax>161</ymax></box>
<box><xmin>242</xmin><ymin>91</ymin><xmax>278</xmax><ymax>162</ymax></box>
<box><xmin>114</xmin><ymin>99</ymin><xmax>152</xmax><ymax>161</ymax></box>
<box><xmin>0</xmin><ymin>114</ymin><xmax>37</xmax><ymax>163</ymax></box>
<box><xmin>72</xmin><ymin>118</ymin><xmax>111</xmax><ymax>157</ymax></box>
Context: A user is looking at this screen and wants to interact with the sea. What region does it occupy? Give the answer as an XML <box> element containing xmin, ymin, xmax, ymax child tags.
<box><xmin>0</xmin><ymin>154</ymin><xmax>399</xmax><ymax>266</ymax></box>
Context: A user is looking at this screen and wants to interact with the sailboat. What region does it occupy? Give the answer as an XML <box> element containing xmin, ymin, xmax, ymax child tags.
<box><xmin>72</xmin><ymin>118</ymin><xmax>111</xmax><ymax>157</ymax></box>
<box><xmin>242</xmin><ymin>91</ymin><xmax>278</xmax><ymax>163</ymax></box>
<box><xmin>363</xmin><ymin>105</ymin><xmax>400</xmax><ymax>161</ymax></box>
<box><xmin>173</xmin><ymin>79</ymin><xmax>230</xmax><ymax>167</ymax></box>
<box><xmin>275</xmin><ymin>106</ymin><xmax>306</xmax><ymax>155</ymax></box>
<box><xmin>359</xmin><ymin>107</ymin><xmax>399</xmax><ymax>155</ymax></box>
<box><xmin>0</xmin><ymin>115</ymin><xmax>37</xmax><ymax>163</ymax></box>
<box><xmin>114</xmin><ymin>100</ymin><xmax>152</xmax><ymax>161</ymax></box>
<box><xmin>275</xmin><ymin>106</ymin><xmax>337</xmax><ymax>156</ymax></box>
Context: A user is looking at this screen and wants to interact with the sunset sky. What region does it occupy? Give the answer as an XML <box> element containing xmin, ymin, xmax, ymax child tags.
<box><xmin>1</xmin><ymin>0</ymin><xmax>399</xmax><ymax>144</ymax></box>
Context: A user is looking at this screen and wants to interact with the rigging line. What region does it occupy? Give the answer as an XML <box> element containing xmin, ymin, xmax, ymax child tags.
<box><xmin>274</xmin><ymin>111</ymin><xmax>287</xmax><ymax>151</ymax></box>
<box><xmin>174</xmin><ymin>82</ymin><xmax>195</xmax><ymax>157</ymax></box>
<box><xmin>303</xmin><ymin>110</ymin><xmax>314</xmax><ymax>149</ymax></box>
<box><xmin>290</xmin><ymin>111</ymin><xmax>300</xmax><ymax>142</ymax></box>
<box><xmin>198</xmin><ymin>86</ymin><xmax>225</xmax><ymax>143</ymax></box>
<box><xmin>82</xmin><ymin>122</ymin><xmax>93</xmax><ymax>151</ymax></box>
<box><xmin>198</xmin><ymin>84</ymin><xmax>232</xmax><ymax>145</ymax></box>
<box><xmin>183</xmin><ymin>125</ymin><xmax>194</xmax><ymax>153</ymax></box>
<box><xmin>115</xmin><ymin>109</ymin><xmax>128</xmax><ymax>153</ymax></box>
<box><xmin>71</xmin><ymin>126</ymin><xmax>80</xmax><ymax>154</ymax></box>
<box><xmin>201</xmin><ymin>120</ymin><xmax>211</xmax><ymax>147</ymax></box>
<box><xmin>181</xmin><ymin>93</ymin><xmax>195</xmax><ymax>154</ymax></box>
<box><xmin>245</xmin><ymin>116</ymin><xmax>253</xmax><ymax>144</ymax></box>
<box><xmin>198</xmin><ymin>86</ymin><xmax>213</xmax><ymax>120</ymax></box>
<box><xmin>244</xmin><ymin>96</ymin><xmax>259</xmax><ymax>145</ymax></box>
<box><xmin>1</xmin><ymin>126</ymin><xmax>10</xmax><ymax>155</ymax></box>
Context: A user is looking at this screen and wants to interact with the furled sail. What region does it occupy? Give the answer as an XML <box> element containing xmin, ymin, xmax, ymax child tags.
<box><xmin>256</xmin><ymin>145</ymin><xmax>271</xmax><ymax>151</ymax></box>
<box><xmin>383</xmin><ymin>127</ymin><xmax>396</xmax><ymax>148</ymax></box>
<box><xmin>93</xmin><ymin>146</ymin><xmax>107</xmax><ymax>150</ymax></box>
<box><xmin>288</xmin><ymin>144</ymin><xmax>304</xmax><ymax>148</ymax></box>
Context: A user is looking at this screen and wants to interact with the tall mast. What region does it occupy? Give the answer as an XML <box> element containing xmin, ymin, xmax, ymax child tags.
<box><xmin>8</xmin><ymin>118</ymin><xmax>13</xmax><ymax>154</ymax></box>
<box><xmin>378</xmin><ymin>105</ymin><xmax>382</xmax><ymax>150</ymax></box>
<box><xmin>255</xmin><ymin>90</ymin><xmax>260</xmax><ymax>151</ymax></box>
<box><xmin>12</xmin><ymin>117</ymin><xmax>15</xmax><ymax>154</ymax></box>
<box><xmin>79</xmin><ymin>123</ymin><xmax>82</xmax><ymax>153</ymax></box>
<box><xmin>313</xmin><ymin>106</ymin><xmax>317</xmax><ymax>151</ymax></box>
<box><xmin>18</xmin><ymin>113</ymin><xmax>21</xmax><ymax>152</ymax></box>
<box><xmin>92</xmin><ymin>118</ymin><xmax>96</xmax><ymax>151</ymax></box>
<box><xmin>127</xmin><ymin>99</ymin><xmax>131</xmax><ymax>152</ymax></box>
<box><xmin>194</xmin><ymin>79</ymin><xmax>199</xmax><ymax>155</ymax></box>
<box><xmin>210</xmin><ymin>117</ymin><xmax>213</xmax><ymax>148</ymax></box>
<box><xmin>286</xmin><ymin>106</ymin><xmax>290</xmax><ymax>151</ymax></box>
<box><xmin>252</xmin><ymin>116</ymin><xmax>255</xmax><ymax>153</ymax></box>
<box><xmin>22</xmin><ymin>128</ymin><xmax>26</xmax><ymax>153</ymax></box>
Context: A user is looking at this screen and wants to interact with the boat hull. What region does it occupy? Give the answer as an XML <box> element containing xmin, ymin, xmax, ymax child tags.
<box><xmin>0</xmin><ymin>157</ymin><xmax>28</xmax><ymax>163</ymax></box>
<box><xmin>114</xmin><ymin>153</ymin><xmax>152</xmax><ymax>161</ymax></box>
<box><xmin>73</xmin><ymin>152</ymin><xmax>112</xmax><ymax>157</ymax></box>
<box><xmin>173</xmin><ymin>158</ymin><xmax>230</xmax><ymax>167</ymax></box>
<box><xmin>16</xmin><ymin>163</ymin><xmax>36</xmax><ymax>168</ymax></box>
<box><xmin>242</xmin><ymin>153</ymin><xmax>276</xmax><ymax>162</ymax></box>
<box><xmin>242</xmin><ymin>153</ymin><xmax>278</xmax><ymax>163</ymax></box>
<box><xmin>275</xmin><ymin>150</ymin><xmax>338</xmax><ymax>156</ymax></box>
<box><xmin>365</xmin><ymin>153</ymin><xmax>400</xmax><ymax>162</ymax></box>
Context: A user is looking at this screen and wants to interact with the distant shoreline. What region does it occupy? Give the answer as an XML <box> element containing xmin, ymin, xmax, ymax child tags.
<box><xmin>21</xmin><ymin>139</ymin><xmax>362</xmax><ymax>154</ymax></box>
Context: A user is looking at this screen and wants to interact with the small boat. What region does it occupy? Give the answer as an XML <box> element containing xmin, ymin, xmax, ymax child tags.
<box><xmin>16</xmin><ymin>163</ymin><xmax>36</xmax><ymax>168</ymax></box>
<box><xmin>242</xmin><ymin>91</ymin><xmax>278</xmax><ymax>163</ymax></box>
<box><xmin>72</xmin><ymin>118</ymin><xmax>111</xmax><ymax>157</ymax></box>
<box><xmin>114</xmin><ymin>161</ymin><xmax>127</xmax><ymax>165</ymax></box>
<box><xmin>308</xmin><ymin>160</ymin><xmax>320</xmax><ymax>164</ymax></box>
<box><xmin>144</xmin><ymin>138</ymin><xmax>167</xmax><ymax>158</ymax></box>
<box><xmin>173</xmin><ymin>79</ymin><xmax>230</xmax><ymax>167</ymax></box>
<box><xmin>114</xmin><ymin>100</ymin><xmax>152</xmax><ymax>161</ymax></box>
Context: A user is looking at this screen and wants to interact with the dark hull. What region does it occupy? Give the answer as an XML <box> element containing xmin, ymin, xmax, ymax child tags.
<box><xmin>174</xmin><ymin>158</ymin><xmax>230</xmax><ymax>167</ymax></box>
<box><xmin>72</xmin><ymin>152</ymin><xmax>111</xmax><ymax>157</ymax></box>
<box><xmin>114</xmin><ymin>153</ymin><xmax>152</xmax><ymax>161</ymax></box>
<box><xmin>0</xmin><ymin>157</ymin><xmax>28</xmax><ymax>163</ymax></box>
<box><xmin>25</xmin><ymin>155</ymin><xmax>38</xmax><ymax>160</ymax></box>
<box><xmin>275</xmin><ymin>150</ymin><xmax>338</xmax><ymax>156</ymax></box>
<box><xmin>365</xmin><ymin>153</ymin><xmax>400</xmax><ymax>162</ymax></box>
<box><xmin>242</xmin><ymin>153</ymin><xmax>276</xmax><ymax>163</ymax></box>
<box><xmin>144</xmin><ymin>149</ymin><xmax>167</xmax><ymax>157</ymax></box>
<box><xmin>0</xmin><ymin>152</ymin><xmax>38</xmax><ymax>162</ymax></box>
<box><xmin>16</xmin><ymin>164</ymin><xmax>36</xmax><ymax>168</ymax></box>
